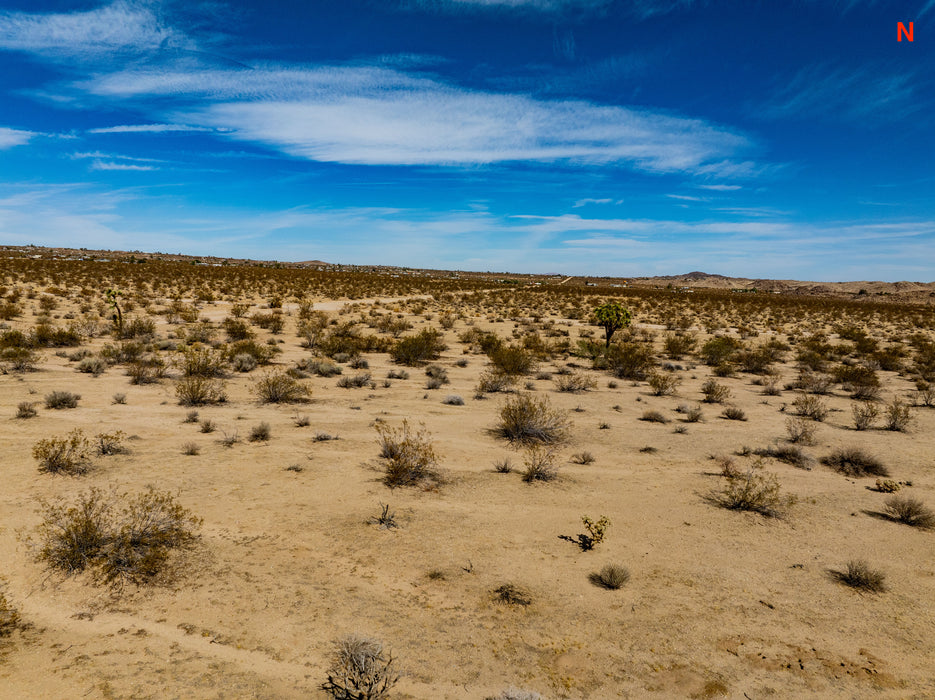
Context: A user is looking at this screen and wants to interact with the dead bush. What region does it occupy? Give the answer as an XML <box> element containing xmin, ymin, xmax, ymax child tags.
<box><xmin>494</xmin><ymin>393</ymin><xmax>571</xmax><ymax>445</ymax></box>
<box><xmin>33</xmin><ymin>429</ymin><xmax>91</xmax><ymax>474</ymax></box>
<box><xmin>175</xmin><ymin>376</ymin><xmax>227</xmax><ymax>406</ymax></box>
<box><xmin>647</xmin><ymin>371</ymin><xmax>681</xmax><ymax>396</ymax></box>
<box><xmin>785</xmin><ymin>417</ymin><xmax>817</xmax><ymax>445</ymax></box>
<box><xmin>883</xmin><ymin>495</ymin><xmax>935</xmax><ymax>529</ymax></box>
<box><xmin>883</xmin><ymin>396</ymin><xmax>913</xmax><ymax>432</ymax></box>
<box><xmin>253</xmin><ymin>371</ymin><xmax>311</xmax><ymax>404</ymax></box>
<box><xmin>700</xmin><ymin>379</ymin><xmax>730</xmax><ymax>403</ymax></box>
<box><xmin>851</xmin><ymin>401</ymin><xmax>879</xmax><ymax>430</ymax></box>
<box><xmin>376</xmin><ymin>420</ymin><xmax>440</xmax><ymax>488</ymax></box>
<box><xmin>713</xmin><ymin>470</ymin><xmax>788</xmax><ymax>518</ymax></box>
<box><xmin>521</xmin><ymin>445</ymin><xmax>559</xmax><ymax>482</ymax></box>
<box><xmin>322</xmin><ymin>634</ymin><xmax>399</xmax><ymax>700</ymax></box>
<box><xmin>832</xmin><ymin>560</ymin><xmax>886</xmax><ymax>593</ymax></box>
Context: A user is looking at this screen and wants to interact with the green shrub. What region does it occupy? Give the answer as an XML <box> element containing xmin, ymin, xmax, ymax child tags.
<box><xmin>391</xmin><ymin>328</ymin><xmax>447</xmax><ymax>366</ymax></box>
<box><xmin>601</xmin><ymin>342</ymin><xmax>655</xmax><ymax>380</ymax></box>
<box><xmin>488</xmin><ymin>344</ymin><xmax>537</xmax><ymax>376</ymax></box>
<box><xmin>701</xmin><ymin>378</ymin><xmax>730</xmax><ymax>403</ymax></box>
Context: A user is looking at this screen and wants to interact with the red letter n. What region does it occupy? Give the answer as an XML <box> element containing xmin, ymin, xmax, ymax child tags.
<box><xmin>898</xmin><ymin>22</ymin><xmax>914</xmax><ymax>42</ymax></box>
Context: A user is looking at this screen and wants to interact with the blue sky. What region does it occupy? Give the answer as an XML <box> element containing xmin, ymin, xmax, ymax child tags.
<box><xmin>0</xmin><ymin>1</ymin><xmax>932</xmax><ymax>280</ymax></box>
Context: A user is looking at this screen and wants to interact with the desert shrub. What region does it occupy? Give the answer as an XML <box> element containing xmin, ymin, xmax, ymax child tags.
<box><xmin>112</xmin><ymin>392</ymin><xmax>127</xmax><ymax>405</ymax></box>
<box><xmin>386</xmin><ymin>368</ymin><xmax>408</xmax><ymax>380</ymax></box>
<box><xmin>602</xmin><ymin>342</ymin><xmax>655</xmax><ymax>380</ymax></box>
<box><xmin>664</xmin><ymin>333</ymin><xmax>696</xmax><ymax>360</ymax></box>
<box><xmin>33</xmin><ymin>487</ymin><xmax>200</xmax><ymax>585</ymax></box>
<box><xmin>199</xmin><ymin>418</ymin><xmax>216</xmax><ymax>433</ymax></box>
<box><xmin>640</xmin><ymin>410</ymin><xmax>668</xmax><ymax>424</ymax></box>
<box><xmin>126</xmin><ymin>354</ymin><xmax>166</xmax><ymax>384</ymax></box>
<box><xmin>176</xmin><ymin>376</ymin><xmax>227</xmax><ymax>406</ymax></box>
<box><xmin>792</xmin><ymin>392</ymin><xmax>828</xmax><ymax>421</ymax></box>
<box><xmin>376</xmin><ymin>420</ymin><xmax>440</xmax><ymax>488</ymax></box>
<box><xmin>306</xmin><ymin>357</ymin><xmax>343</xmax><ymax>377</ymax></box>
<box><xmin>832</xmin><ymin>560</ymin><xmax>886</xmax><ymax>593</ymax></box>
<box><xmin>714</xmin><ymin>470</ymin><xmax>787</xmax><ymax>517</ymax></box>
<box><xmin>1</xmin><ymin>346</ymin><xmax>40</xmax><ymax>371</ymax></box>
<box><xmin>219</xmin><ymin>430</ymin><xmax>239</xmax><ymax>447</ymax></box>
<box><xmin>700</xmin><ymin>336</ymin><xmax>742</xmax><ymax>366</ymax></box>
<box><xmin>226</xmin><ymin>339</ymin><xmax>276</xmax><ymax>365</ymax></box>
<box><xmin>391</xmin><ymin>328</ymin><xmax>446</xmax><ymax>366</ymax></box>
<box><xmin>589</xmin><ymin>564</ymin><xmax>630</xmax><ymax>590</ymax></box>
<box><xmin>754</xmin><ymin>444</ymin><xmax>811</xmax><ymax>469</ymax></box>
<box><xmin>253</xmin><ymin>371</ymin><xmax>310</xmax><ymax>404</ymax></box>
<box><xmin>0</xmin><ymin>589</ymin><xmax>22</xmax><ymax>637</ymax></box>
<box><xmin>834</xmin><ymin>364</ymin><xmax>881</xmax><ymax>400</ymax></box>
<box><xmin>495</xmin><ymin>393</ymin><xmax>571</xmax><ymax>445</ymax></box>
<box><xmin>488</xmin><ymin>344</ymin><xmax>537</xmax><ymax>376</ymax></box>
<box><xmin>476</xmin><ymin>369</ymin><xmax>516</xmax><ymax>394</ymax></box>
<box><xmin>338</xmin><ymin>373</ymin><xmax>372</xmax><ymax>389</ymax></box>
<box><xmin>222</xmin><ymin>317</ymin><xmax>254</xmax><ymax>341</ymax></box>
<box><xmin>33</xmin><ymin>429</ymin><xmax>91</xmax><ymax>474</ymax></box>
<box><xmin>883</xmin><ymin>396</ymin><xmax>913</xmax><ymax>432</ymax></box>
<box><xmin>578</xmin><ymin>515</ymin><xmax>610</xmax><ymax>550</ymax></box>
<box><xmin>678</xmin><ymin>404</ymin><xmax>703</xmax><ymax>422</ymax></box>
<box><xmin>720</xmin><ymin>406</ymin><xmax>747</xmax><ymax>421</ymax></box>
<box><xmin>314</xmin><ymin>431</ymin><xmax>338</xmax><ymax>441</ymax></box>
<box><xmin>181</xmin><ymin>442</ymin><xmax>200</xmax><ymax>456</ymax></box>
<box><xmin>16</xmin><ymin>401</ymin><xmax>37</xmax><ymax>419</ymax></box>
<box><xmin>248</xmin><ymin>422</ymin><xmax>271</xmax><ymax>442</ymax></box>
<box><xmin>915</xmin><ymin>381</ymin><xmax>935</xmax><ymax>408</ymax></box>
<box><xmin>231</xmin><ymin>352</ymin><xmax>257</xmax><ymax>372</ymax></box>
<box><xmin>875</xmin><ymin>478</ymin><xmax>900</xmax><ymax>493</ymax></box>
<box><xmin>647</xmin><ymin>371</ymin><xmax>680</xmax><ymax>396</ymax></box>
<box><xmin>700</xmin><ymin>379</ymin><xmax>730</xmax><ymax>403</ymax></box>
<box><xmin>555</xmin><ymin>371</ymin><xmax>596</xmax><ymax>393</ymax></box>
<box><xmin>785</xmin><ymin>417</ymin><xmax>817</xmax><ymax>445</ymax></box>
<box><xmin>76</xmin><ymin>356</ymin><xmax>107</xmax><ymax>376</ymax></box>
<box><xmin>883</xmin><ymin>496</ymin><xmax>935</xmax><ymax>529</ymax></box>
<box><xmin>521</xmin><ymin>446</ymin><xmax>558</xmax><ymax>482</ymax></box>
<box><xmin>442</xmin><ymin>394</ymin><xmax>464</xmax><ymax>405</ymax></box>
<box><xmin>175</xmin><ymin>346</ymin><xmax>227</xmax><ymax>378</ymax></box>
<box><xmin>33</xmin><ymin>323</ymin><xmax>82</xmax><ymax>347</ymax></box>
<box><xmin>94</xmin><ymin>431</ymin><xmax>126</xmax><ymax>456</ymax></box>
<box><xmin>571</xmin><ymin>451</ymin><xmax>595</xmax><ymax>465</ymax></box>
<box><xmin>851</xmin><ymin>401</ymin><xmax>879</xmax><ymax>430</ymax></box>
<box><xmin>424</xmin><ymin>364</ymin><xmax>449</xmax><ymax>382</ymax></box>
<box><xmin>250</xmin><ymin>311</ymin><xmax>284</xmax><ymax>333</ymax></box>
<box><xmin>492</xmin><ymin>583</ymin><xmax>532</xmax><ymax>606</ymax></box>
<box><xmin>114</xmin><ymin>316</ymin><xmax>156</xmax><ymax>340</ymax></box>
<box><xmin>494</xmin><ymin>458</ymin><xmax>513</xmax><ymax>473</ymax></box>
<box><xmin>349</xmin><ymin>356</ymin><xmax>369</xmax><ymax>369</ymax></box>
<box><xmin>45</xmin><ymin>390</ymin><xmax>80</xmax><ymax>409</ymax></box>
<box><xmin>821</xmin><ymin>447</ymin><xmax>888</xmax><ymax>477</ymax></box>
<box><xmin>370</xmin><ymin>503</ymin><xmax>398</xmax><ymax>530</ymax></box>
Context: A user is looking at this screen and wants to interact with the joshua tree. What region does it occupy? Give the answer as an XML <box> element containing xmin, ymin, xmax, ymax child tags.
<box><xmin>593</xmin><ymin>301</ymin><xmax>632</xmax><ymax>347</ymax></box>
<box><xmin>105</xmin><ymin>288</ymin><xmax>124</xmax><ymax>335</ymax></box>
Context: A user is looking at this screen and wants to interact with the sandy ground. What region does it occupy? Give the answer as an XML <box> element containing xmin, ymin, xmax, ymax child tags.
<box><xmin>1</xmin><ymin>294</ymin><xmax>934</xmax><ymax>699</ymax></box>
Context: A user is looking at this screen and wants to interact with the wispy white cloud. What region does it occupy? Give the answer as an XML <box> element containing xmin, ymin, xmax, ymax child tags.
<box><xmin>90</xmin><ymin>160</ymin><xmax>157</xmax><ymax>171</ymax></box>
<box><xmin>77</xmin><ymin>64</ymin><xmax>753</xmax><ymax>173</ymax></box>
<box><xmin>88</xmin><ymin>123</ymin><xmax>215</xmax><ymax>134</ymax></box>
<box><xmin>0</xmin><ymin>126</ymin><xmax>34</xmax><ymax>149</ymax></box>
<box><xmin>0</xmin><ymin>1</ymin><xmax>190</xmax><ymax>59</ymax></box>
<box><xmin>666</xmin><ymin>193</ymin><xmax>704</xmax><ymax>201</ymax></box>
<box><xmin>698</xmin><ymin>184</ymin><xmax>741</xmax><ymax>191</ymax></box>
<box><xmin>757</xmin><ymin>63</ymin><xmax>921</xmax><ymax>124</ymax></box>
<box><xmin>573</xmin><ymin>198</ymin><xmax>620</xmax><ymax>207</ymax></box>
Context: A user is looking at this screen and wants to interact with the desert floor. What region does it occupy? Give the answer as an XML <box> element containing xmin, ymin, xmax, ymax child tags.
<box><xmin>2</xmin><ymin>287</ymin><xmax>934</xmax><ymax>700</ymax></box>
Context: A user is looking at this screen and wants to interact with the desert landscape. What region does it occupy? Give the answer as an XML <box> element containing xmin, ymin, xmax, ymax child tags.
<box><xmin>0</xmin><ymin>248</ymin><xmax>933</xmax><ymax>699</ymax></box>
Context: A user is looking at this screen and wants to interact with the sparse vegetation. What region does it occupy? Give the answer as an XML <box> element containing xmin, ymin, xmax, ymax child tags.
<box><xmin>713</xmin><ymin>469</ymin><xmax>788</xmax><ymax>517</ymax></box>
<box><xmin>33</xmin><ymin>429</ymin><xmax>91</xmax><ymax>474</ymax></box>
<box><xmin>253</xmin><ymin>371</ymin><xmax>310</xmax><ymax>404</ymax></box>
<box><xmin>589</xmin><ymin>563</ymin><xmax>630</xmax><ymax>590</ymax></box>
<box><xmin>883</xmin><ymin>496</ymin><xmax>935</xmax><ymax>529</ymax></box>
<box><xmin>821</xmin><ymin>447</ymin><xmax>888</xmax><ymax>478</ymax></box>
<box><xmin>376</xmin><ymin>420</ymin><xmax>441</xmax><ymax>488</ymax></box>
<box><xmin>494</xmin><ymin>393</ymin><xmax>571</xmax><ymax>445</ymax></box>
<box><xmin>832</xmin><ymin>560</ymin><xmax>886</xmax><ymax>593</ymax></box>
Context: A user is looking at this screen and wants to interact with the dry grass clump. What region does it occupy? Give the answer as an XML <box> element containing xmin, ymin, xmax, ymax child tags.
<box><xmin>589</xmin><ymin>563</ymin><xmax>630</xmax><ymax>590</ymax></box>
<box><xmin>33</xmin><ymin>429</ymin><xmax>91</xmax><ymax>474</ymax></box>
<box><xmin>883</xmin><ymin>496</ymin><xmax>935</xmax><ymax>529</ymax></box>
<box><xmin>554</xmin><ymin>371</ymin><xmax>596</xmax><ymax>393</ymax></box>
<box><xmin>442</xmin><ymin>394</ymin><xmax>464</xmax><ymax>405</ymax></box>
<box><xmin>754</xmin><ymin>444</ymin><xmax>811</xmax><ymax>469</ymax></box>
<box><xmin>492</xmin><ymin>583</ymin><xmax>532</xmax><ymax>606</ymax></box>
<box><xmin>33</xmin><ymin>487</ymin><xmax>200</xmax><ymax>585</ymax></box>
<box><xmin>571</xmin><ymin>451</ymin><xmax>595</xmax><ymax>465</ymax></box>
<box><xmin>700</xmin><ymin>379</ymin><xmax>730</xmax><ymax>403</ymax></box>
<box><xmin>494</xmin><ymin>393</ymin><xmax>571</xmax><ymax>445</ymax></box>
<box><xmin>713</xmin><ymin>470</ymin><xmax>788</xmax><ymax>518</ymax></box>
<box><xmin>45</xmin><ymin>390</ymin><xmax>80</xmax><ymax>409</ymax></box>
<box><xmin>181</xmin><ymin>441</ymin><xmax>200</xmax><ymax>456</ymax></box>
<box><xmin>476</xmin><ymin>369</ymin><xmax>516</xmax><ymax>395</ymax></box>
<box><xmin>337</xmin><ymin>372</ymin><xmax>372</xmax><ymax>389</ymax></box>
<box><xmin>253</xmin><ymin>371</ymin><xmax>311</xmax><ymax>404</ymax></box>
<box><xmin>820</xmin><ymin>447</ymin><xmax>888</xmax><ymax>478</ymax></box>
<box><xmin>248</xmin><ymin>422</ymin><xmax>271</xmax><ymax>442</ymax></box>
<box><xmin>677</xmin><ymin>403</ymin><xmax>703</xmax><ymax>422</ymax></box>
<box><xmin>640</xmin><ymin>410</ymin><xmax>668</xmax><ymax>424</ymax></box>
<box><xmin>832</xmin><ymin>560</ymin><xmax>886</xmax><ymax>593</ymax></box>
<box><xmin>321</xmin><ymin>634</ymin><xmax>398</xmax><ymax>700</ymax></box>
<box><xmin>16</xmin><ymin>401</ymin><xmax>37</xmax><ymax>419</ymax></box>
<box><xmin>720</xmin><ymin>406</ymin><xmax>747</xmax><ymax>421</ymax></box>
<box><xmin>485</xmin><ymin>690</ymin><xmax>543</xmax><ymax>700</ymax></box>
<box><xmin>376</xmin><ymin>420</ymin><xmax>441</xmax><ymax>488</ymax></box>
<box><xmin>175</xmin><ymin>376</ymin><xmax>227</xmax><ymax>406</ymax></box>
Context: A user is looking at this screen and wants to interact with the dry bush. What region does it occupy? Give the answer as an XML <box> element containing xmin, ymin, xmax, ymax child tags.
<box><xmin>820</xmin><ymin>447</ymin><xmax>888</xmax><ymax>477</ymax></box>
<box><xmin>476</xmin><ymin>369</ymin><xmax>516</xmax><ymax>394</ymax></box>
<box><xmin>76</xmin><ymin>356</ymin><xmax>107</xmax><ymax>376</ymax></box>
<box><xmin>33</xmin><ymin>429</ymin><xmax>91</xmax><ymax>474</ymax></box>
<box><xmin>713</xmin><ymin>470</ymin><xmax>788</xmax><ymax>518</ymax></box>
<box><xmin>785</xmin><ymin>417</ymin><xmax>817</xmax><ymax>445</ymax></box>
<box><xmin>231</xmin><ymin>353</ymin><xmax>257</xmax><ymax>372</ymax></box>
<box><xmin>1</xmin><ymin>346</ymin><xmax>40</xmax><ymax>372</ymax></box>
<box><xmin>391</xmin><ymin>328</ymin><xmax>446</xmax><ymax>366</ymax></box>
<box><xmin>176</xmin><ymin>376</ymin><xmax>227</xmax><ymax>406</ymax></box>
<box><xmin>883</xmin><ymin>495</ymin><xmax>935</xmax><ymax>529</ymax></box>
<box><xmin>175</xmin><ymin>346</ymin><xmax>227</xmax><ymax>378</ymax></box>
<box><xmin>754</xmin><ymin>444</ymin><xmax>811</xmax><ymax>470</ymax></box>
<box><xmin>677</xmin><ymin>403</ymin><xmax>703</xmax><ymax>422</ymax></box>
<box><xmin>253</xmin><ymin>371</ymin><xmax>311</xmax><ymax>404</ymax></box>
<box><xmin>493</xmin><ymin>458</ymin><xmax>513</xmax><ymax>473</ymax></box>
<box><xmin>376</xmin><ymin>420</ymin><xmax>440</xmax><ymax>488</ymax></box>
<box><xmin>322</xmin><ymin>634</ymin><xmax>399</xmax><ymax>700</ymax></box>
<box><xmin>589</xmin><ymin>564</ymin><xmax>630</xmax><ymax>590</ymax></box>
<box><xmin>874</xmin><ymin>478</ymin><xmax>900</xmax><ymax>493</ymax></box>
<box><xmin>16</xmin><ymin>401</ymin><xmax>37</xmax><ymax>419</ymax></box>
<box><xmin>248</xmin><ymin>422</ymin><xmax>271</xmax><ymax>442</ymax></box>
<box><xmin>181</xmin><ymin>441</ymin><xmax>200</xmax><ymax>456</ymax></box>
<box><xmin>306</xmin><ymin>357</ymin><xmax>343</xmax><ymax>377</ymax></box>
<box><xmin>337</xmin><ymin>373</ymin><xmax>372</xmax><ymax>389</ymax></box>
<box><xmin>488</xmin><ymin>344</ymin><xmax>537</xmax><ymax>376</ymax></box>
<box><xmin>94</xmin><ymin>431</ymin><xmax>126</xmax><ymax>456</ymax></box>
<box><xmin>663</xmin><ymin>332</ymin><xmax>696</xmax><ymax>360</ymax></box>
<box><xmin>442</xmin><ymin>394</ymin><xmax>464</xmax><ymax>405</ymax></box>
<box><xmin>640</xmin><ymin>410</ymin><xmax>668</xmax><ymax>424</ymax></box>
<box><xmin>851</xmin><ymin>401</ymin><xmax>879</xmax><ymax>431</ymax></box>
<box><xmin>0</xmin><ymin>589</ymin><xmax>22</xmax><ymax>637</ymax></box>
<box><xmin>832</xmin><ymin>560</ymin><xmax>886</xmax><ymax>593</ymax></box>
<box><xmin>32</xmin><ymin>487</ymin><xmax>200</xmax><ymax>585</ymax></box>
<box><xmin>571</xmin><ymin>451</ymin><xmax>595</xmax><ymax>465</ymax></box>
<box><xmin>601</xmin><ymin>342</ymin><xmax>655</xmax><ymax>380</ymax></box>
<box><xmin>495</xmin><ymin>393</ymin><xmax>571</xmax><ymax>445</ymax></box>
<box><xmin>792</xmin><ymin>392</ymin><xmax>829</xmax><ymax>421</ymax></box>
<box><xmin>554</xmin><ymin>371</ymin><xmax>596</xmax><ymax>393</ymax></box>
<box><xmin>492</xmin><ymin>583</ymin><xmax>532</xmax><ymax>606</ymax></box>
<box><xmin>44</xmin><ymin>390</ymin><xmax>80</xmax><ymax>409</ymax></box>
<box><xmin>700</xmin><ymin>379</ymin><xmax>730</xmax><ymax>403</ymax></box>
<box><xmin>720</xmin><ymin>406</ymin><xmax>747</xmax><ymax>421</ymax></box>
<box><xmin>521</xmin><ymin>445</ymin><xmax>559</xmax><ymax>482</ymax></box>
<box><xmin>883</xmin><ymin>396</ymin><xmax>913</xmax><ymax>432</ymax></box>
<box><xmin>647</xmin><ymin>371</ymin><xmax>681</xmax><ymax>396</ymax></box>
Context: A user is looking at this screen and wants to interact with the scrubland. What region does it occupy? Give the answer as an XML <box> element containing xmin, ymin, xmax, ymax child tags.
<box><xmin>1</xmin><ymin>254</ymin><xmax>935</xmax><ymax>699</ymax></box>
